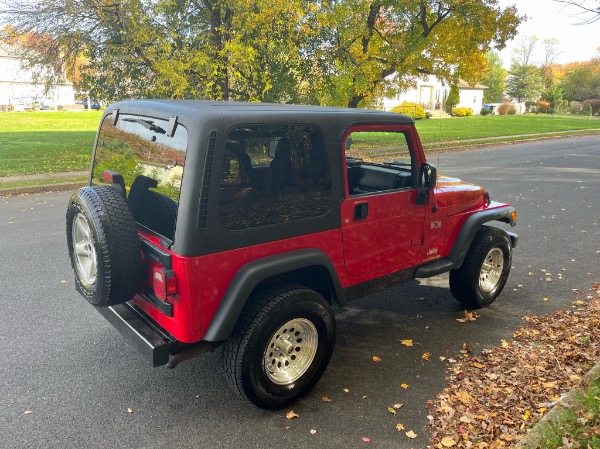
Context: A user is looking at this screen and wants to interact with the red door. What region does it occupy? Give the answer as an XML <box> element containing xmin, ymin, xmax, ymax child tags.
<box><xmin>340</xmin><ymin>126</ymin><xmax>427</xmax><ymax>277</ymax></box>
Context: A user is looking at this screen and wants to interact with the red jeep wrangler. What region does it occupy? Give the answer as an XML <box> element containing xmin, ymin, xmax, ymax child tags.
<box><xmin>66</xmin><ymin>100</ymin><xmax>517</xmax><ymax>409</ymax></box>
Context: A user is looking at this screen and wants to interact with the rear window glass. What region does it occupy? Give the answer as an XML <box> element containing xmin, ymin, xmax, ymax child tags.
<box><xmin>92</xmin><ymin>113</ymin><xmax>187</xmax><ymax>239</ymax></box>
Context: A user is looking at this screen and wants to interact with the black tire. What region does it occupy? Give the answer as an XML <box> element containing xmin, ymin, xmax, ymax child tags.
<box><xmin>66</xmin><ymin>186</ymin><xmax>142</xmax><ymax>307</ymax></box>
<box><xmin>222</xmin><ymin>284</ymin><xmax>335</xmax><ymax>409</ymax></box>
<box><xmin>449</xmin><ymin>226</ymin><xmax>512</xmax><ymax>309</ymax></box>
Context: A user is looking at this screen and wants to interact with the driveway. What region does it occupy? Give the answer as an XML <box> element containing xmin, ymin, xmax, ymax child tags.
<box><xmin>1</xmin><ymin>135</ymin><xmax>598</xmax><ymax>449</ymax></box>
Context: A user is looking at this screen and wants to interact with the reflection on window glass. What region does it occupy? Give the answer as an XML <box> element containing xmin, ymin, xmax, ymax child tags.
<box><xmin>91</xmin><ymin>113</ymin><xmax>187</xmax><ymax>240</ymax></box>
<box><xmin>219</xmin><ymin>125</ymin><xmax>331</xmax><ymax>230</ymax></box>
<box><xmin>93</xmin><ymin>114</ymin><xmax>187</xmax><ymax>200</ymax></box>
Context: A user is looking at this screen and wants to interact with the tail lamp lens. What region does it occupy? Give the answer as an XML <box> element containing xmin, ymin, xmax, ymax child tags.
<box><xmin>153</xmin><ymin>268</ymin><xmax>177</xmax><ymax>301</ymax></box>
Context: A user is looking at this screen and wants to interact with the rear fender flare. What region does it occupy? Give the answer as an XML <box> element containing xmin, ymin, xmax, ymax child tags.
<box><xmin>203</xmin><ymin>249</ymin><xmax>344</xmax><ymax>342</ymax></box>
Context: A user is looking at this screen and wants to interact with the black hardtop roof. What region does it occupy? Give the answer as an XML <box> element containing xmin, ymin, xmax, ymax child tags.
<box><xmin>105</xmin><ymin>99</ymin><xmax>415</xmax><ymax>126</ymax></box>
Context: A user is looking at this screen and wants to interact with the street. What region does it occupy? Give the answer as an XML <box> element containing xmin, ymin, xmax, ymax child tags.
<box><xmin>1</xmin><ymin>135</ymin><xmax>599</xmax><ymax>449</ymax></box>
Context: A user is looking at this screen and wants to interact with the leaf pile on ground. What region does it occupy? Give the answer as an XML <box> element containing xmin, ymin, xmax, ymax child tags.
<box><xmin>428</xmin><ymin>284</ymin><xmax>600</xmax><ymax>448</ymax></box>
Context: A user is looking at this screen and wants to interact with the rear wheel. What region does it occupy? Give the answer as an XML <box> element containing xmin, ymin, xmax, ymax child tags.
<box><xmin>66</xmin><ymin>186</ymin><xmax>142</xmax><ymax>307</ymax></box>
<box><xmin>222</xmin><ymin>284</ymin><xmax>335</xmax><ymax>409</ymax></box>
<box><xmin>449</xmin><ymin>226</ymin><xmax>512</xmax><ymax>309</ymax></box>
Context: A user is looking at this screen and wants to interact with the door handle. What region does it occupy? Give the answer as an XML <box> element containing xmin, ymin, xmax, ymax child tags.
<box><xmin>354</xmin><ymin>202</ymin><xmax>368</xmax><ymax>220</ymax></box>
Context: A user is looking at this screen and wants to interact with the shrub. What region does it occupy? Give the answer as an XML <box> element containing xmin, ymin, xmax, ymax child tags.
<box><xmin>536</xmin><ymin>100</ymin><xmax>551</xmax><ymax>113</ymax></box>
<box><xmin>569</xmin><ymin>101</ymin><xmax>583</xmax><ymax>115</ymax></box>
<box><xmin>451</xmin><ymin>107</ymin><xmax>473</xmax><ymax>117</ymax></box>
<box><xmin>480</xmin><ymin>108</ymin><xmax>493</xmax><ymax>116</ymax></box>
<box><xmin>390</xmin><ymin>102</ymin><xmax>426</xmax><ymax>120</ymax></box>
<box><xmin>525</xmin><ymin>101</ymin><xmax>537</xmax><ymax>113</ymax></box>
<box><xmin>583</xmin><ymin>99</ymin><xmax>600</xmax><ymax>115</ymax></box>
<box><xmin>553</xmin><ymin>100</ymin><xmax>569</xmax><ymax>114</ymax></box>
<box><xmin>497</xmin><ymin>102</ymin><xmax>516</xmax><ymax>115</ymax></box>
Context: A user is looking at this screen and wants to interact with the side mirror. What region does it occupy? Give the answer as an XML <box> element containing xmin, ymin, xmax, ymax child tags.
<box><xmin>416</xmin><ymin>163</ymin><xmax>437</xmax><ymax>205</ymax></box>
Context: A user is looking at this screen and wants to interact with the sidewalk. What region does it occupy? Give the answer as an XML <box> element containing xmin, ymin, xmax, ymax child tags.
<box><xmin>0</xmin><ymin>171</ymin><xmax>88</xmax><ymax>196</ymax></box>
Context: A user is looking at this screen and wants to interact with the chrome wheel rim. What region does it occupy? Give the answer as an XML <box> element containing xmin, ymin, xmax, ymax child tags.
<box><xmin>479</xmin><ymin>247</ymin><xmax>503</xmax><ymax>292</ymax></box>
<box><xmin>72</xmin><ymin>213</ymin><xmax>97</xmax><ymax>285</ymax></box>
<box><xmin>263</xmin><ymin>318</ymin><xmax>318</xmax><ymax>385</ymax></box>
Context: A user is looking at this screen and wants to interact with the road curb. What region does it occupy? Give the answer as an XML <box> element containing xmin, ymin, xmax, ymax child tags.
<box><xmin>516</xmin><ymin>359</ymin><xmax>600</xmax><ymax>448</ymax></box>
<box><xmin>0</xmin><ymin>181</ymin><xmax>87</xmax><ymax>197</ymax></box>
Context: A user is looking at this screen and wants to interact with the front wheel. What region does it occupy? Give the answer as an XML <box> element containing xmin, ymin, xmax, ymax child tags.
<box><xmin>222</xmin><ymin>284</ymin><xmax>335</xmax><ymax>409</ymax></box>
<box><xmin>449</xmin><ymin>226</ymin><xmax>512</xmax><ymax>309</ymax></box>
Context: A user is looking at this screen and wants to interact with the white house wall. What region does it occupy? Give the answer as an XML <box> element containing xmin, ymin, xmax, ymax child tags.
<box><xmin>458</xmin><ymin>89</ymin><xmax>484</xmax><ymax>115</ymax></box>
<box><xmin>382</xmin><ymin>75</ymin><xmax>486</xmax><ymax>115</ymax></box>
<box><xmin>0</xmin><ymin>44</ymin><xmax>75</xmax><ymax>108</ymax></box>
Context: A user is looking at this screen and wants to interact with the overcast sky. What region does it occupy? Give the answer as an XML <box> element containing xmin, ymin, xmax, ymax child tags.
<box><xmin>496</xmin><ymin>0</ymin><xmax>600</xmax><ymax>67</ymax></box>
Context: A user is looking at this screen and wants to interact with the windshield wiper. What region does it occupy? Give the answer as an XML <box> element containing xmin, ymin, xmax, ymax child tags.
<box><xmin>122</xmin><ymin>118</ymin><xmax>166</xmax><ymax>134</ymax></box>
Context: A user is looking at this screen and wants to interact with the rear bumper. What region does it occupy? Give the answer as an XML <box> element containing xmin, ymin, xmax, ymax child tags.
<box><xmin>95</xmin><ymin>303</ymin><xmax>171</xmax><ymax>367</ymax></box>
<box><xmin>94</xmin><ymin>302</ymin><xmax>221</xmax><ymax>368</ymax></box>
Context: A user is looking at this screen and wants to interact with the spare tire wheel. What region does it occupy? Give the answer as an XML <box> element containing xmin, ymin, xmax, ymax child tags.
<box><xmin>66</xmin><ymin>186</ymin><xmax>142</xmax><ymax>307</ymax></box>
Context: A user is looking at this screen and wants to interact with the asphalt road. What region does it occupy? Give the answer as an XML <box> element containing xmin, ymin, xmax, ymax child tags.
<box><xmin>1</xmin><ymin>135</ymin><xmax>599</xmax><ymax>449</ymax></box>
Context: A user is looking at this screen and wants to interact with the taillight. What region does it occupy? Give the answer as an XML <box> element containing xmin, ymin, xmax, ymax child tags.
<box><xmin>153</xmin><ymin>268</ymin><xmax>177</xmax><ymax>301</ymax></box>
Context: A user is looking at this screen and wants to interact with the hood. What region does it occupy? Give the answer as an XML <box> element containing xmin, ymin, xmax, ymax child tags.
<box><xmin>436</xmin><ymin>175</ymin><xmax>486</xmax><ymax>216</ymax></box>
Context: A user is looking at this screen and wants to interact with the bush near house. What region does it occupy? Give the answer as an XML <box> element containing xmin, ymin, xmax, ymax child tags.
<box><xmin>583</xmin><ymin>99</ymin><xmax>600</xmax><ymax>115</ymax></box>
<box><xmin>497</xmin><ymin>102</ymin><xmax>516</xmax><ymax>115</ymax></box>
<box><xmin>480</xmin><ymin>108</ymin><xmax>493</xmax><ymax>116</ymax></box>
<box><xmin>451</xmin><ymin>107</ymin><xmax>473</xmax><ymax>117</ymax></box>
<box><xmin>390</xmin><ymin>102</ymin><xmax>426</xmax><ymax>120</ymax></box>
<box><xmin>535</xmin><ymin>100</ymin><xmax>551</xmax><ymax>113</ymax></box>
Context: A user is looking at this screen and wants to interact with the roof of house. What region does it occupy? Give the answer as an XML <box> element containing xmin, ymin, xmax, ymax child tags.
<box><xmin>0</xmin><ymin>41</ymin><xmax>23</xmax><ymax>59</ymax></box>
<box><xmin>457</xmin><ymin>79</ymin><xmax>488</xmax><ymax>90</ymax></box>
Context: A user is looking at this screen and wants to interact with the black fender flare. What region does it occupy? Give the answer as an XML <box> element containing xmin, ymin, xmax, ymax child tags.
<box><xmin>203</xmin><ymin>249</ymin><xmax>344</xmax><ymax>342</ymax></box>
<box><xmin>415</xmin><ymin>205</ymin><xmax>518</xmax><ymax>278</ymax></box>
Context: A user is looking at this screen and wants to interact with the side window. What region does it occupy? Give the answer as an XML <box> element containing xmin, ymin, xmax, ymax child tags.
<box><xmin>92</xmin><ymin>113</ymin><xmax>188</xmax><ymax>240</ymax></box>
<box><xmin>219</xmin><ymin>125</ymin><xmax>331</xmax><ymax>230</ymax></box>
<box><xmin>344</xmin><ymin>130</ymin><xmax>414</xmax><ymax>196</ymax></box>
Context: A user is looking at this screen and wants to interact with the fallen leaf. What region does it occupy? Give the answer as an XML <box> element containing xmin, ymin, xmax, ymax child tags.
<box><xmin>24</xmin><ymin>410</ymin><xmax>33</xmax><ymax>415</ymax></box>
<box><xmin>127</xmin><ymin>407</ymin><xmax>134</xmax><ymax>414</ymax></box>
<box><xmin>400</xmin><ymin>339</ymin><xmax>413</xmax><ymax>347</ymax></box>
<box><xmin>441</xmin><ymin>437</ymin><xmax>457</xmax><ymax>447</ymax></box>
<box><xmin>421</xmin><ymin>352</ymin><xmax>431</xmax><ymax>361</ymax></box>
<box><xmin>286</xmin><ymin>410</ymin><xmax>299</xmax><ymax>420</ymax></box>
<box><xmin>309</xmin><ymin>429</ymin><xmax>317</xmax><ymax>435</ymax></box>
<box><xmin>372</xmin><ymin>356</ymin><xmax>382</xmax><ymax>363</ymax></box>
<box><xmin>387</xmin><ymin>407</ymin><xmax>397</xmax><ymax>415</ymax></box>
<box><xmin>456</xmin><ymin>310</ymin><xmax>479</xmax><ymax>322</ymax></box>
<box><xmin>392</xmin><ymin>403</ymin><xmax>404</xmax><ymax>409</ymax></box>
<box><xmin>406</xmin><ymin>430</ymin><xmax>417</xmax><ymax>439</ymax></box>
<box><xmin>396</xmin><ymin>423</ymin><xmax>405</xmax><ymax>431</ymax></box>
<box><xmin>60</xmin><ymin>280</ymin><xmax>67</xmax><ymax>284</ymax></box>
<box><xmin>322</xmin><ymin>396</ymin><xmax>332</xmax><ymax>402</ymax></box>
<box><xmin>361</xmin><ymin>437</ymin><xmax>371</xmax><ymax>442</ymax></box>
<box><xmin>543</xmin><ymin>297</ymin><xmax>550</xmax><ymax>301</ymax></box>
<box><xmin>343</xmin><ymin>388</ymin><xmax>350</xmax><ymax>393</ymax></box>
<box><xmin>401</xmin><ymin>383</ymin><xmax>409</xmax><ymax>389</ymax></box>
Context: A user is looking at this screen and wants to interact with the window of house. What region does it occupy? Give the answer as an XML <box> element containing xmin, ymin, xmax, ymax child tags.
<box><xmin>219</xmin><ymin>125</ymin><xmax>331</xmax><ymax>230</ymax></box>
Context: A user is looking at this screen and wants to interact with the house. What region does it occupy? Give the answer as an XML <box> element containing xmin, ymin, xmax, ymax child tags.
<box><xmin>0</xmin><ymin>41</ymin><xmax>75</xmax><ymax>111</ymax></box>
<box><xmin>382</xmin><ymin>75</ymin><xmax>488</xmax><ymax>115</ymax></box>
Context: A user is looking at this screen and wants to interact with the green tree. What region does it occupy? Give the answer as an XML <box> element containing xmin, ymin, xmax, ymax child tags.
<box><xmin>1</xmin><ymin>0</ymin><xmax>522</xmax><ymax>107</ymax></box>
<box><xmin>307</xmin><ymin>0</ymin><xmax>521</xmax><ymax>108</ymax></box>
<box><xmin>482</xmin><ymin>51</ymin><xmax>507</xmax><ymax>103</ymax></box>
<box><xmin>445</xmin><ymin>84</ymin><xmax>460</xmax><ymax>112</ymax></box>
<box><xmin>559</xmin><ymin>58</ymin><xmax>600</xmax><ymax>101</ymax></box>
<box><xmin>506</xmin><ymin>63</ymin><xmax>544</xmax><ymax>103</ymax></box>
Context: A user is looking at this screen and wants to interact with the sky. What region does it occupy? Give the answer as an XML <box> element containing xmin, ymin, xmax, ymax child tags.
<box><xmin>496</xmin><ymin>0</ymin><xmax>600</xmax><ymax>67</ymax></box>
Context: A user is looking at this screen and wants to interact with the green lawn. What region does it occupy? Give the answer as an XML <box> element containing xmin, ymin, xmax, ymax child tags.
<box><xmin>1</xmin><ymin>111</ymin><xmax>599</xmax><ymax>177</ymax></box>
<box><xmin>415</xmin><ymin>114</ymin><xmax>600</xmax><ymax>144</ymax></box>
<box><xmin>0</xmin><ymin>111</ymin><xmax>101</xmax><ymax>176</ymax></box>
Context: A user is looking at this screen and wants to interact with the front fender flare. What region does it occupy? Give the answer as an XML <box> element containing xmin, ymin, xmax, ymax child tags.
<box><xmin>415</xmin><ymin>205</ymin><xmax>517</xmax><ymax>278</ymax></box>
<box><xmin>202</xmin><ymin>249</ymin><xmax>344</xmax><ymax>342</ymax></box>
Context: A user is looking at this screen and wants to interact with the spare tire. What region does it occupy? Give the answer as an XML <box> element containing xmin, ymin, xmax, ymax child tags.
<box><xmin>66</xmin><ymin>186</ymin><xmax>142</xmax><ymax>307</ymax></box>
